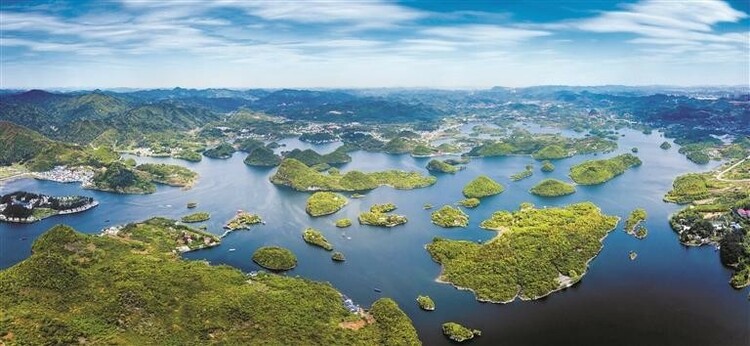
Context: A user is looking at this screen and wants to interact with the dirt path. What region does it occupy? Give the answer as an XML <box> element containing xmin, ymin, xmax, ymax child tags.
<box><xmin>715</xmin><ymin>155</ymin><xmax>750</xmax><ymax>182</ymax></box>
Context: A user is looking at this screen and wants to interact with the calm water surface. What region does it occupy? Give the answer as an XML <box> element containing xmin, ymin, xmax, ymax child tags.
<box><xmin>1</xmin><ymin>128</ymin><xmax>748</xmax><ymax>345</ymax></box>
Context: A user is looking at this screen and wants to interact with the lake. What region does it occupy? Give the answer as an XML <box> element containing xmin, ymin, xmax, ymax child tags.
<box><xmin>1</xmin><ymin>127</ymin><xmax>748</xmax><ymax>345</ymax></box>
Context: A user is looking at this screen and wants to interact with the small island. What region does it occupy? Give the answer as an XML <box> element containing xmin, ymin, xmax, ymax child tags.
<box><xmin>541</xmin><ymin>160</ymin><xmax>555</xmax><ymax>172</ymax></box>
<box><xmin>426</xmin><ymin>159</ymin><xmax>461</xmax><ymax>174</ymax></box>
<box><xmin>629</xmin><ymin>251</ymin><xmax>638</xmax><ymax>261</ymax></box>
<box><xmin>135</xmin><ymin>163</ymin><xmax>198</xmax><ymax>188</ymax></box>
<box><xmin>624</xmin><ymin>208</ymin><xmax>648</xmax><ymax>239</ymax></box>
<box><xmin>457</xmin><ymin>198</ymin><xmax>480</xmax><ymax>208</ymax></box>
<box><xmin>203</xmin><ymin>143</ymin><xmax>236</xmax><ymax>159</ymax></box>
<box><xmin>181</xmin><ymin>211</ymin><xmax>210</xmax><ymax>223</ymax></box>
<box><xmin>431</xmin><ymin>205</ymin><xmax>469</xmax><ymax>228</ymax></box>
<box><xmin>335</xmin><ymin>218</ymin><xmax>352</xmax><ymax>228</ymax></box>
<box><xmin>331</xmin><ymin>251</ymin><xmax>346</xmax><ymax>262</ymax></box>
<box><xmin>224</xmin><ymin>211</ymin><xmax>263</xmax><ymax>231</ymax></box>
<box><xmin>302</xmin><ymin>228</ymin><xmax>334</xmax><ymax>251</ymax></box>
<box><xmin>0</xmin><ymin>191</ymin><xmax>98</xmax><ymax>223</ymax></box>
<box><xmin>89</xmin><ymin>162</ymin><xmax>156</xmax><ymax>194</ymax></box>
<box><xmin>427</xmin><ymin>202</ymin><xmax>618</xmax><ymax>303</ymax></box>
<box><xmin>416</xmin><ymin>295</ymin><xmax>435</xmax><ymax>311</ymax></box>
<box><xmin>442</xmin><ymin>322</ymin><xmax>481</xmax><ymax>343</ymax></box>
<box><xmin>306</xmin><ymin>192</ymin><xmax>348</xmax><ymax>217</ymax></box>
<box><xmin>462</xmin><ymin>175</ymin><xmax>504</xmax><ymax>199</ymax></box>
<box><xmin>569</xmin><ymin>153</ymin><xmax>642</xmax><ymax>185</ymax></box>
<box><xmin>243</xmin><ymin>146</ymin><xmax>282</xmax><ymax>166</ymax></box>
<box><xmin>660</xmin><ymin>141</ymin><xmax>672</xmax><ymax>150</ymax></box>
<box><xmin>252</xmin><ymin>246</ymin><xmax>297</xmax><ymax>271</ymax></box>
<box><xmin>532</xmin><ymin>144</ymin><xmax>571</xmax><ymax>160</ymax></box>
<box><xmin>359</xmin><ymin>204</ymin><xmax>408</xmax><ymax>227</ymax></box>
<box><xmin>510</xmin><ymin>165</ymin><xmax>534</xmax><ymax>181</ymax></box>
<box><xmin>529</xmin><ymin>179</ymin><xmax>576</xmax><ymax>197</ymax></box>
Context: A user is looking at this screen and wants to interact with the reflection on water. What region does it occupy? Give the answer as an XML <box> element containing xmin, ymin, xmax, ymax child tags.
<box><xmin>1</xmin><ymin>128</ymin><xmax>747</xmax><ymax>345</ymax></box>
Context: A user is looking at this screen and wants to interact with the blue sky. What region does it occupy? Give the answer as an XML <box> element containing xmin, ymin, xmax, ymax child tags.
<box><xmin>1</xmin><ymin>0</ymin><xmax>748</xmax><ymax>88</ymax></box>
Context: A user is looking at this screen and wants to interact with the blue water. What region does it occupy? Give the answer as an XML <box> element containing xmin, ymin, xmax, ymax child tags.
<box><xmin>1</xmin><ymin>128</ymin><xmax>747</xmax><ymax>345</ymax></box>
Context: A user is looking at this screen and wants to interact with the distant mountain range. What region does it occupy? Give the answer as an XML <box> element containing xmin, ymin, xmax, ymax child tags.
<box><xmin>1</xmin><ymin>86</ymin><xmax>747</xmax><ymax>145</ymax></box>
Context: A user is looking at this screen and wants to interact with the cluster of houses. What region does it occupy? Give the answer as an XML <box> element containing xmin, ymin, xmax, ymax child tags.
<box><xmin>175</xmin><ymin>230</ymin><xmax>219</xmax><ymax>253</ymax></box>
<box><xmin>33</xmin><ymin>166</ymin><xmax>94</xmax><ymax>184</ymax></box>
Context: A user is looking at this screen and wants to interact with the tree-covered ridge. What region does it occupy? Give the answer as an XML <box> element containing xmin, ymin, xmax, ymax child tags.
<box><xmin>431</xmin><ymin>205</ymin><xmax>469</xmax><ymax>228</ymax></box>
<box><xmin>427</xmin><ymin>202</ymin><xmax>618</xmax><ymax>302</ymax></box>
<box><xmin>270</xmin><ymin>158</ymin><xmax>436</xmax><ymax>192</ymax></box>
<box><xmin>305</xmin><ymin>192</ymin><xmax>348</xmax><ymax>217</ymax></box>
<box><xmin>0</xmin><ymin>221</ymin><xmax>420</xmax><ymax>344</ymax></box>
<box><xmin>462</xmin><ymin>176</ymin><xmax>504</xmax><ymax>199</ymax></box>
<box><xmin>0</xmin><ymin>121</ymin><xmax>120</xmax><ymax>172</ymax></box>
<box><xmin>89</xmin><ymin>162</ymin><xmax>157</xmax><ymax>194</ymax></box>
<box><xmin>569</xmin><ymin>153</ymin><xmax>642</xmax><ymax>185</ymax></box>
<box><xmin>283</xmin><ymin>146</ymin><xmax>352</xmax><ymax>166</ymax></box>
<box><xmin>529</xmin><ymin>179</ymin><xmax>576</xmax><ymax>197</ymax></box>
<box><xmin>664</xmin><ymin>164</ymin><xmax>750</xmax><ymax>288</ymax></box>
<box><xmin>302</xmin><ymin>228</ymin><xmax>334</xmax><ymax>251</ymax></box>
<box><xmin>467</xmin><ymin>130</ymin><xmax>616</xmax><ymax>159</ymax></box>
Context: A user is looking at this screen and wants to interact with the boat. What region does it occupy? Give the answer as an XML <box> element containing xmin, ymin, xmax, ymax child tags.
<box><xmin>373</xmin><ymin>288</ymin><xmax>382</xmax><ymax>293</ymax></box>
<box><xmin>228</xmin><ymin>248</ymin><xmax>236</xmax><ymax>252</ymax></box>
<box><xmin>187</xmin><ymin>202</ymin><xmax>198</xmax><ymax>208</ymax></box>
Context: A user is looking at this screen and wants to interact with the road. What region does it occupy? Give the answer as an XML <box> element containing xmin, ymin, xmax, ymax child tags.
<box><xmin>715</xmin><ymin>155</ymin><xmax>750</xmax><ymax>182</ymax></box>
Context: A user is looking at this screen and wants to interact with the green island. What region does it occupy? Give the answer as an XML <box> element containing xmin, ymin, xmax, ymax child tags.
<box><xmin>306</xmin><ymin>192</ymin><xmax>348</xmax><ymax>217</ymax></box>
<box><xmin>0</xmin><ymin>220</ymin><xmax>421</xmax><ymax>344</ymax></box>
<box><xmin>416</xmin><ymin>295</ymin><xmax>435</xmax><ymax>311</ymax></box>
<box><xmin>271</xmin><ymin>158</ymin><xmax>436</xmax><ymax>192</ymax></box>
<box><xmin>541</xmin><ymin>160</ymin><xmax>555</xmax><ymax>172</ymax></box>
<box><xmin>629</xmin><ymin>251</ymin><xmax>638</xmax><ymax>261</ymax></box>
<box><xmin>252</xmin><ymin>246</ymin><xmax>298</xmax><ymax>271</ymax></box>
<box><xmin>0</xmin><ymin>191</ymin><xmax>98</xmax><ymax>224</ymax></box>
<box><xmin>441</xmin><ymin>322</ymin><xmax>481</xmax><ymax>343</ymax></box>
<box><xmin>370</xmin><ymin>203</ymin><xmax>397</xmax><ymax>213</ymax></box>
<box><xmin>431</xmin><ymin>205</ymin><xmax>469</xmax><ymax>228</ymax></box>
<box><xmin>135</xmin><ymin>163</ymin><xmax>198</xmax><ymax>187</ymax></box>
<box><xmin>467</xmin><ymin>130</ymin><xmax>616</xmax><ymax>159</ymax></box>
<box><xmin>224</xmin><ymin>211</ymin><xmax>263</xmax><ymax>231</ymax></box>
<box><xmin>358</xmin><ymin>205</ymin><xmax>408</xmax><ymax>227</ymax></box>
<box><xmin>427</xmin><ymin>202</ymin><xmax>618</xmax><ymax>302</ymax></box>
<box><xmin>462</xmin><ymin>175</ymin><xmax>504</xmax><ymax>199</ymax></box>
<box><xmin>457</xmin><ymin>198</ymin><xmax>480</xmax><ymax>208</ymax></box>
<box><xmin>180</xmin><ymin>211</ymin><xmax>210</xmax><ymax>223</ymax></box>
<box><xmin>426</xmin><ymin>159</ymin><xmax>460</xmax><ymax>174</ymax></box>
<box><xmin>284</xmin><ymin>147</ymin><xmax>351</xmax><ymax>166</ymax></box>
<box><xmin>624</xmin><ymin>208</ymin><xmax>648</xmax><ymax>239</ymax></box>
<box><xmin>243</xmin><ymin>146</ymin><xmax>282</xmax><ymax>166</ymax></box>
<box><xmin>664</xmin><ymin>163</ymin><xmax>750</xmax><ymax>288</ymax></box>
<box><xmin>660</xmin><ymin>141</ymin><xmax>672</xmax><ymax>150</ymax></box>
<box><xmin>510</xmin><ymin>165</ymin><xmax>534</xmax><ymax>181</ymax></box>
<box><xmin>569</xmin><ymin>153</ymin><xmax>642</xmax><ymax>185</ymax></box>
<box><xmin>331</xmin><ymin>251</ymin><xmax>346</xmax><ymax>262</ymax></box>
<box><xmin>202</xmin><ymin>142</ymin><xmax>236</xmax><ymax>159</ymax></box>
<box><xmin>335</xmin><ymin>218</ymin><xmax>352</xmax><ymax>228</ymax></box>
<box><xmin>529</xmin><ymin>179</ymin><xmax>577</xmax><ymax>197</ymax></box>
<box><xmin>532</xmin><ymin>145</ymin><xmax>570</xmax><ymax>160</ymax></box>
<box><xmin>302</xmin><ymin>228</ymin><xmax>334</xmax><ymax>251</ymax></box>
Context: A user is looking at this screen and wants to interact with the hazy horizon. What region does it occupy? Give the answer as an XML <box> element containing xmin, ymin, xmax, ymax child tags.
<box><xmin>2</xmin><ymin>0</ymin><xmax>749</xmax><ymax>89</ymax></box>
